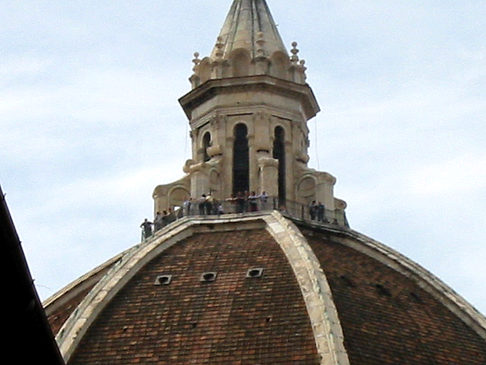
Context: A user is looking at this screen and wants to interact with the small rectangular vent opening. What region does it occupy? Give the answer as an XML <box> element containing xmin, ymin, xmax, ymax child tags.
<box><xmin>374</xmin><ymin>283</ymin><xmax>392</xmax><ymax>297</ymax></box>
<box><xmin>200</xmin><ymin>272</ymin><xmax>217</xmax><ymax>282</ymax></box>
<box><xmin>246</xmin><ymin>268</ymin><xmax>264</xmax><ymax>278</ymax></box>
<box><xmin>154</xmin><ymin>274</ymin><xmax>172</xmax><ymax>286</ymax></box>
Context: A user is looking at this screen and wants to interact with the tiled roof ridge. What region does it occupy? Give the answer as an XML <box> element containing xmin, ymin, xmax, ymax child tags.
<box><xmin>43</xmin><ymin>249</ymin><xmax>127</xmax><ymax>310</ymax></box>
<box><xmin>263</xmin><ymin>212</ymin><xmax>350</xmax><ymax>365</ymax></box>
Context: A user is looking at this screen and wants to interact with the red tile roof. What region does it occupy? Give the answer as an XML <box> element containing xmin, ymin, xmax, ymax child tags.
<box><xmin>303</xmin><ymin>228</ymin><xmax>486</xmax><ymax>364</ymax></box>
<box><xmin>48</xmin><ymin>215</ymin><xmax>486</xmax><ymax>364</ymax></box>
<box><xmin>67</xmin><ymin>228</ymin><xmax>319</xmax><ymax>364</ymax></box>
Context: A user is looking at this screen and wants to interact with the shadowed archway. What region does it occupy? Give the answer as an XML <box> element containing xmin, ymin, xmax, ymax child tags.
<box><xmin>233</xmin><ymin>123</ymin><xmax>249</xmax><ymax>194</ymax></box>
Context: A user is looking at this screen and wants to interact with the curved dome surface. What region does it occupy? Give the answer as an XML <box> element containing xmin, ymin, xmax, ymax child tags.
<box><xmin>46</xmin><ymin>213</ymin><xmax>486</xmax><ymax>364</ymax></box>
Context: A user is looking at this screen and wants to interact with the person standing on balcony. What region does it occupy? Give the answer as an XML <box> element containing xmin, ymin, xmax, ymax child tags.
<box><xmin>167</xmin><ymin>208</ymin><xmax>176</xmax><ymax>223</ymax></box>
<box><xmin>140</xmin><ymin>218</ymin><xmax>153</xmax><ymax>241</ymax></box>
<box><xmin>183</xmin><ymin>197</ymin><xmax>192</xmax><ymax>216</ymax></box>
<box><xmin>317</xmin><ymin>202</ymin><xmax>326</xmax><ymax>222</ymax></box>
<box><xmin>259</xmin><ymin>191</ymin><xmax>268</xmax><ymax>210</ymax></box>
<box><xmin>206</xmin><ymin>193</ymin><xmax>214</xmax><ymax>215</ymax></box>
<box><xmin>243</xmin><ymin>191</ymin><xmax>249</xmax><ymax>212</ymax></box>
<box><xmin>198</xmin><ymin>194</ymin><xmax>206</xmax><ymax>215</ymax></box>
<box><xmin>309</xmin><ymin>201</ymin><xmax>317</xmax><ymax>220</ymax></box>
<box><xmin>236</xmin><ymin>191</ymin><xmax>245</xmax><ymax>213</ymax></box>
<box><xmin>154</xmin><ymin>212</ymin><xmax>163</xmax><ymax>232</ymax></box>
<box><xmin>225</xmin><ymin>194</ymin><xmax>237</xmax><ymax>213</ymax></box>
<box><xmin>248</xmin><ymin>191</ymin><xmax>258</xmax><ymax>211</ymax></box>
<box><xmin>217</xmin><ymin>202</ymin><xmax>224</xmax><ymax>215</ymax></box>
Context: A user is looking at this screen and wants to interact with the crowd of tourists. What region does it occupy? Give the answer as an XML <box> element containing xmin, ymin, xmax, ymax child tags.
<box><xmin>140</xmin><ymin>208</ymin><xmax>179</xmax><ymax>241</ymax></box>
<box><xmin>140</xmin><ymin>193</ymin><xmax>328</xmax><ymax>241</ymax></box>
<box><xmin>184</xmin><ymin>190</ymin><xmax>270</xmax><ymax>216</ymax></box>
<box><xmin>140</xmin><ymin>191</ymin><xmax>269</xmax><ymax>241</ymax></box>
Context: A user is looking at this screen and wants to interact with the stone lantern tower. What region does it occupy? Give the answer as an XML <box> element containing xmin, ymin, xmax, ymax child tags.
<box><xmin>153</xmin><ymin>0</ymin><xmax>346</xmax><ymax>224</ymax></box>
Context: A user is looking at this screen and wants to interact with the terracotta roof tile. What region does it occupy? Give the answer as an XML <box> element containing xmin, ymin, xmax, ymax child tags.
<box><xmin>304</xmin><ymin>229</ymin><xmax>486</xmax><ymax>364</ymax></box>
<box><xmin>68</xmin><ymin>229</ymin><xmax>319</xmax><ymax>364</ymax></box>
<box><xmin>52</xmin><ymin>218</ymin><xmax>486</xmax><ymax>364</ymax></box>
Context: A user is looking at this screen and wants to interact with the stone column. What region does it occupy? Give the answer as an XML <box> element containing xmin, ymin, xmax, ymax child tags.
<box><xmin>152</xmin><ymin>185</ymin><xmax>169</xmax><ymax>216</ymax></box>
<box><xmin>284</xmin><ymin>136</ymin><xmax>294</xmax><ymax>202</ymax></box>
<box><xmin>247</xmin><ymin>119</ymin><xmax>259</xmax><ymax>194</ymax></box>
<box><xmin>258</xmin><ymin>157</ymin><xmax>279</xmax><ymax>197</ymax></box>
<box><xmin>224</xmin><ymin>133</ymin><xmax>235</xmax><ymax>199</ymax></box>
<box><xmin>315</xmin><ymin>172</ymin><xmax>337</xmax><ymax>211</ymax></box>
<box><xmin>189</xmin><ymin>163</ymin><xmax>209</xmax><ymax>198</ymax></box>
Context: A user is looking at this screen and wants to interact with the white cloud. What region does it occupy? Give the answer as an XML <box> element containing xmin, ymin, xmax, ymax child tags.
<box><xmin>408</xmin><ymin>154</ymin><xmax>486</xmax><ymax>196</ymax></box>
<box><xmin>0</xmin><ymin>56</ymin><xmax>52</xmax><ymax>79</ymax></box>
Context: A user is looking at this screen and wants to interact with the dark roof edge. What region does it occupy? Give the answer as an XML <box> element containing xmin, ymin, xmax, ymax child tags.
<box><xmin>0</xmin><ymin>185</ymin><xmax>65</xmax><ymax>364</ymax></box>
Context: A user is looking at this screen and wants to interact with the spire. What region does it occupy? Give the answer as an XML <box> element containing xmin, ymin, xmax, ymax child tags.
<box><xmin>189</xmin><ymin>0</ymin><xmax>308</xmax><ymax>88</ymax></box>
<box><xmin>211</xmin><ymin>0</ymin><xmax>287</xmax><ymax>60</ymax></box>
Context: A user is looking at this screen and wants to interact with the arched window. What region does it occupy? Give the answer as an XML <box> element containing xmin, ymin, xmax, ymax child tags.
<box><xmin>233</xmin><ymin>123</ymin><xmax>249</xmax><ymax>195</ymax></box>
<box><xmin>273</xmin><ymin>126</ymin><xmax>286</xmax><ymax>203</ymax></box>
<box><xmin>202</xmin><ymin>132</ymin><xmax>211</xmax><ymax>162</ymax></box>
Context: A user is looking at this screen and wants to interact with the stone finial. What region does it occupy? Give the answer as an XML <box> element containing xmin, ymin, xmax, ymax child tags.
<box><xmin>214</xmin><ymin>36</ymin><xmax>225</xmax><ymax>59</ymax></box>
<box><xmin>290</xmin><ymin>41</ymin><xmax>300</xmax><ymax>63</ymax></box>
<box><xmin>299</xmin><ymin>60</ymin><xmax>307</xmax><ymax>81</ymax></box>
<box><xmin>192</xmin><ymin>52</ymin><xmax>201</xmax><ymax>72</ymax></box>
<box><xmin>256</xmin><ymin>31</ymin><xmax>266</xmax><ymax>57</ymax></box>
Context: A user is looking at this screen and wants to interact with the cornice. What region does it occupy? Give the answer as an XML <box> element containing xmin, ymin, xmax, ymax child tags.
<box><xmin>179</xmin><ymin>75</ymin><xmax>320</xmax><ymax>121</ymax></box>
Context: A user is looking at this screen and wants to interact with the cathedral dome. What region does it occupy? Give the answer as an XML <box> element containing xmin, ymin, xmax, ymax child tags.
<box><xmin>46</xmin><ymin>213</ymin><xmax>486</xmax><ymax>364</ymax></box>
<box><xmin>44</xmin><ymin>1</ymin><xmax>486</xmax><ymax>364</ymax></box>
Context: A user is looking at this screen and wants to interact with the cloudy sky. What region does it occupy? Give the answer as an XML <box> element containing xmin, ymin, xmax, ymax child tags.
<box><xmin>1</xmin><ymin>1</ymin><xmax>485</xmax><ymax>315</ymax></box>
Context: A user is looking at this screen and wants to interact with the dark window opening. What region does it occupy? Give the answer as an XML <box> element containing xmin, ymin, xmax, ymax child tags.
<box><xmin>154</xmin><ymin>275</ymin><xmax>172</xmax><ymax>286</ymax></box>
<box><xmin>374</xmin><ymin>283</ymin><xmax>392</xmax><ymax>297</ymax></box>
<box><xmin>273</xmin><ymin>126</ymin><xmax>286</xmax><ymax>204</ymax></box>
<box><xmin>233</xmin><ymin>123</ymin><xmax>249</xmax><ymax>195</ymax></box>
<box><xmin>202</xmin><ymin>132</ymin><xmax>211</xmax><ymax>162</ymax></box>
<box><xmin>200</xmin><ymin>272</ymin><xmax>217</xmax><ymax>282</ymax></box>
<box><xmin>246</xmin><ymin>268</ymin><xmax>264</xmax><ymax>278</ymax></box>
